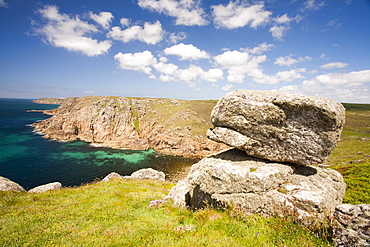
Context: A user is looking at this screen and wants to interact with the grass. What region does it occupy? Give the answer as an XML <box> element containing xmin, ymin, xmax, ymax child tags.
<box><xmin>3</xmin><ymin>100</ymin><xmax>369</xmax><ymax>245</ymax></box>
<box><xmin>0</xmin><ymin>179</ymin><xmax>332</xmax><ymax>246</ymax></box>
<box><xmin>328</xmin><ymin>104</ymin><xmax>370</xmax><ymax>204</ymax></box>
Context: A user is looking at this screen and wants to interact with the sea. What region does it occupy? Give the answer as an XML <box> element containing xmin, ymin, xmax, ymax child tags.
<box><xmin>0</xmin><ymin>98</ymin><xmax>196</xmax><ymax>190</ymax></box>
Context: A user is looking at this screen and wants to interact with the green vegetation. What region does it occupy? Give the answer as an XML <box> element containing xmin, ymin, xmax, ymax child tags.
<box><xmin>328</xmin><ymin>104</ymin><xmax>370</xmax><ymax>204</ymax></box>
<box><xmin>8</xmin><ymin>99</ymin><xmax>368</xmax><ymax>245</ymax></box>
<box><xmin>0</xmin><ymin>179</ymin><xmax>331</xmax><ymax>246</ymax></box>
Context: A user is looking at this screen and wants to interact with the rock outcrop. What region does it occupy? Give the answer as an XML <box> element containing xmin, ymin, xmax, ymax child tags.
<box><xmin>33</xmin><ymin>96</ymin><xmax>227</xmax><ymax>158</ymax></box>
<box><xmin>28</xmin><ymin>182</ymin><xmax>62</xmax><ymax>193</ymax></box>
<box><xmin>0</xmin><ymin>176</ymin><xmax>25</xmax><ymax>192</ymax></box>
<box><xmin>32</xmin><ymin>98</ymin><xmax>65</xmax><ymax>105</ymax></box>
<box><xmin>333</xmin><ymin>204</ymin><xmax>370</xmax><ymax>246</ymax></box>
<box><xmin>167</xmin><ymin>148</ymin><xmax>346</xmax><ymax>222</ymax></box>
<box><xmin>102</xmin><ymin>169</ymin><xmax>165</xmax><ymax>182</ymax></box>
<box><xmin>130</xmin><ymin>168</ymin><xmax>165</xmax><ymax>181</ymax></box>
<box><xmin>207</xmin><ymin>90</ymin><xmax>345</xmax><ymax>165</ymax></box>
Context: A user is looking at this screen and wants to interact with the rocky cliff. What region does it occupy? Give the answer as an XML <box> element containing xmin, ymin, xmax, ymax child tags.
<box><xmin>32</xmin><ymin>97</ymin><xmax>65</xmax><ymax>105</ymax></box>
<box><xmin>32</xmin><ymin>96</ymin><xmax>227</xmax><ymax>158</ymax></box>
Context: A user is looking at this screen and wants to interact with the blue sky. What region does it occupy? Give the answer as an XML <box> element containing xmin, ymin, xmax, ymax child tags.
<box><xmin>0</xmin><ymin>0</ymin><xmax>369</xmax><ymax>102</ymax></box>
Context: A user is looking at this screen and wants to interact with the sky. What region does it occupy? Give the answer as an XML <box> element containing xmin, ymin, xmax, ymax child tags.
<box><xmin>0</xmin><ymin>0</ymin><xmax>369</xmax><ymax>103</ymax></box>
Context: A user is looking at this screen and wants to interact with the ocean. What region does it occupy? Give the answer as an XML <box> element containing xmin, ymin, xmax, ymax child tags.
<box><xmin>0</xmin><ymin>98</ymin><xmax>196</xmax><ymax>190</ymax></box>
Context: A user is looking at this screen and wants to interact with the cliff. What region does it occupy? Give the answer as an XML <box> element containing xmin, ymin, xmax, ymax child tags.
<box><xmin>32</xmin><ymin>97</ymin><xmax>65</xmax><ymax>105</ymax></box>
<box><xmin>32</xmin><ymin>96</ymin><xmax>227</xmax><ymax>158</ymax></box>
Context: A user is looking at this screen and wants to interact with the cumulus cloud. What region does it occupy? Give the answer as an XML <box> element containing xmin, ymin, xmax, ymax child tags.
<box><xmin>278</xmin><ymin>69</ymin><xmax>370</xmax><ymax>103</ymax></box>
<box><xmin>241</xmin><ymin>42</ymin><xmax>274</xmax><ymax>54</ymax></box>
<box><xmin>114</xmin><ymin>50</ymin><xmax>157</xmax><ymax>74</ymax></box>
<box><xmin>214</xmin><ymin>50</ymin><xmax>267</xmax><ymax>83</ymax></box>
<box><xmin>252</xmin><ymin>68</ymin><xmax>306</xmax><ymax>85</ymax></box>
<box><xmin>153</xmin><ymin>61</ymin><xmax>179</xmax><ymax>75</ymax></box>
<box><xmin>168</xmin><ymin>32</ymin><xmax>187</xmax><ymax>44</ymax></box>
<box><xmin>108</xmin><ymin>21</ymin><xmax>164</xmax><ymax>45</ymax></box>
<box><xmin>315</xmin><ymin>70</ymin><xmax>370</xmax><ymax>86</ymax></box>
<box><xmin>120</xmin><ymin>18</ymin><xmax>130</xmax><ymax>27</ymax></box>
<box><xmin>212</xmin><ymin>1</ymin><xmax>271</xmax><ymax>29</ymax></box>
<box><xmin>222</xmin><ymin>84</ymin><xmax>235</xmax><ymax>91</ymax></box>
<box><xmin>279</xmin><ymin>75</ymin><xmax>370</xmax><ymax>103</ymax></box>
<box><xmin>35</xmin><ymin>5</ymin><xmax>111</xmax><ymax>56</ymax></box>
<box><xmin>164</xmin><ymin>43</ymin><xmax>210</xmax><ymax>60</ymax></box>
<box><xmin>89</xmin><ymin>11</ymin><xmax>113</xmax><ymax>29</ymax></box>
<box><xmin>274</xmin><ymin>55</ymin><xmax>312</xmax><ymax>67</ymax></box>
<box><xmin>320</xmin><ymin>62</ymin><xmax>349</xmax><ymax>69</ymax></box>
<box><xmin>269</xmin><ymin>25</ymin><xmax>289</xmax><ymax>41</ymax></box>
<box><xmin>301</xmin><ymin>0</ymin><xmax>325</xmax><ymax>11</ymax></box>
<box><xmin>270</xmin><ymin>14</ymin><xmax>302</xmax><ymax>40</ymax></box>
<box><xmin>137</xmin><ymin>0</ymin><xmax>208</xmax><ymax>26</ymax></box>
<box><xmin>200</xmin><ymin>68</ymin><xmax>224</xmax><ymax>82</ymax></box>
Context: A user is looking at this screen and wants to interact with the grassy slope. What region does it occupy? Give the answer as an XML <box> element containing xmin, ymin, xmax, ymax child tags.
<box><xmin>1</xmin><ymin>101</ymin><xmax>368</xmax><ymax>246</ymax></box>
<box><xmin>0</xmin><ymin>180</ymin><xmax>331</xmax><ymax>247</ymax></box>
<box><xmin>328</xmin><ymin>103</ymin><xmax>370</xmax><ymax>204</ymax></box>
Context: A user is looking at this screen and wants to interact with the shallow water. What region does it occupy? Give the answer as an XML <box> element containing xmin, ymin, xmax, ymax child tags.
<box><xmin>0</xmin><ymin>98</ymin><xmax>196</xmax><ymax>189</ymax></box>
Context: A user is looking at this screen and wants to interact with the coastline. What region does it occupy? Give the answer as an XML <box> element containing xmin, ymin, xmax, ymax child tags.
<box><xmin>32</xmin><ymin>96</ymin><xmax>228</xmax><ymax>158</ymax></box>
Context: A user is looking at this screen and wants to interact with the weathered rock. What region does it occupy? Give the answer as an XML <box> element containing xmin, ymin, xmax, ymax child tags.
<box><xmin>207</xmin><ymin>90</ymin><xmax>345</xmax><ymax>165</ymax></box>
<box><xmin>0</xmin><ymin>176</ymin><xmax>26</xmax><ymax>192</ymax></box>
<box><xmin>28</xmin><ymin>182</ymin><xmax>62</xmax><ymax>193</ymax></box>
<box><xmin>102</xmin><ymin>172</ymin><xmax>125</xmax><ymax>181</ymax></box>
<box><xmin>167</xmin><ymin>149</ymin><xmax>346</xmax><ymax>222</ymax></box>
<box><xmin>333</xmin><ymin>204</ymin><xmax>370</xmax><ymax>246</ymax></box>
<box><xmin>33</xmin><ymin>96</ymin><xmax>227</xmax><ymax>158</ymax></box>
<box><xmin>130</xmin><ymin>168</ymin><xmax>166</xmax><ymax>181</ymax></box>
<box><xmin>102</xmin><ymin>169</ymin><xmax>165</xmax><ymax>182</ymax></box>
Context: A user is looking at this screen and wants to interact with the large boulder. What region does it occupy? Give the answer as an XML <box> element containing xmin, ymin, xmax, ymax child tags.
<box><xmin>207</xmin><ymin>90</ymin><xmax>345</xmax><ymax>166</ymax></box>
<box><xmin>333</xmin><ymin>204</ymin><xmax>370</xmax><ymax>246</ymax></box>
<box><xmin>167</xmin><ymin>149</ymin><xmax>346</xmax><ymax>222</ymax></box>
<box><xmin>0</xmin><ymin>176</ymin><xmax>25</xmax><ymax>192</ymax></box>
<box><xmin>130</xmin><ymin>168</ymin><xmax>165</xmax><ymax>181</ymax></box>
<box><xmin>102</xmin><ymin>169</ymin><xmax>166</xmax><ymax>182</ymax></box>
<box><xmin>28</xmin><ymin>182</ymin><xmax>62</xmax><ymax>193</ymax></box>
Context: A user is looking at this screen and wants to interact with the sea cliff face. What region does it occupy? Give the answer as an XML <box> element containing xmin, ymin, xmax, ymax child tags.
<box><xmin>32</xmin><ymin>96</ymin><xmax>227</xmax><ymax>158</ymax></box>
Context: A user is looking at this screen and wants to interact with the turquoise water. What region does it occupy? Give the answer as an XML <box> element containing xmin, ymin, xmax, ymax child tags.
<box><xmin>0</xmin><ymin>98</ymin><xmax>196</xmax><ymax>189</ymax></box>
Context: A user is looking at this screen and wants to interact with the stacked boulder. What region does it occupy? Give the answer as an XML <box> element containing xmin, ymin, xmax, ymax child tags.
<box><xmin>168</xmin><ymin>90</ymin><xmax>347</xmax><ymax>222</ymax></box>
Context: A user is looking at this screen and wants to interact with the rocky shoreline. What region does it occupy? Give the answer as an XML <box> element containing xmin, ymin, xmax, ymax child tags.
<box><xmin>32</xmin><ymin>96</ymin><xmax>228</xmax><ymax>158</ymax></box>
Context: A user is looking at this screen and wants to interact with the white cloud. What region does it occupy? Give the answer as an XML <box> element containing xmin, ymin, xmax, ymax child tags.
<box><xmin>274</xmin><ymin>14</ymin><xmax>294</xmax><ymax>24</ymax></box>
<box><xmin>153</xmin><ymin>61</ymin><xmax>179</xmax><ymax>75</ymax></box>
<box><xmin>108</xmin><ymin>21</ymin><xmax>164</xmax><ymax>45</ymax></box>
<box><xmin>35</xmin><ymin>5</ymin><xmax>112</xmax><ymax>56</ymax></box>
<box><xmin>301</xmin><ymin>0</ymin><xmax>325</xmax><ymax>11</ymax></box>
<box><xmin>315</xmin><ymin>70</ymin><xmax>370</xmax><ymax>86</ymax></box>
<box><xmin>320</xmin><ymin>53</ymin><xmax>329</xmax><ymax>60</ymax></box>
<box><xmin>164</xmin><ymin>43</ymin><xmax>210</xmax><ymax>60</ymax></box>
<box><xmin>278</xmin><ymin>85</ymin><xmax>301</xmax><ymax>94</ymax></box>
<box><xmin>201</xmin><ymin>69</ymin><xmax>224</xmax><ymax>82</ymax></box>
<box><xmin>137</xmin><ymin>0</ymin><xmax>208</xmax><ymax>26</ymax></box>
<box><xmin>114</xmin><ymin>50</ymin><xmax>157</xmax><ymax>75</ymax></box>
<box><xmin>269</xmin><ymin>14</ymin><xmax>302</xmax><ymax>41</ymax></box>
<box><xmin>274</xmin><ymin>55</ymin><xmax>311</xmax><ymax>67</ymax></box>
<box><xmin>212</xmin><ymin>1</ymin><xmax>271</xmax><ymax>29</ymax></box>
<box><xmin>320</xmin><ymin>62</ymin><xmax>349</xmax><ymax>69</ymax></box>
<box><xmin>278</xmin><ymin>70</ymin><xmax>370</xmax><ymax>102</ymax></box>
<box><xmin>214</xmin><ymin>50</ymin><xmax>267</xmax><ymax>83</ymax></box>
<box><xmin>222</xmin><ymin>84</ymin><xmax>235</xmax><ymax>91</ymax></box>
<box><xmin>120</xmin><ymin>18</ymin><xmax>130</xmax><ymax>27</ymax></box>
<box><xmin>0</xmin><ymin>0</ymin><xmax>7</xmax><ymax>8</ymax></box>
<box><xmin>253</xmin><ymin>68</ymin><xmax>306</xmax><ymax>85</ymax></box>
<box><xmin>241</xmin><ymin>42</ymin><xmax>274</xmax><ymax>54</ymax></box>
<box><xmin>279</xmin><ymin>79</ymin><xmax>370</xmax><ymax>103</ymax></box>
<box><xmin>168</xmin><ymin>32</ymin><xmax>187</xmax><ymax>44</ymax></box>
<box><xmin>269</xmin><ymin>25</ymin><xmax>289</xmax><ymax>41</ymax></box>
<box><xmin>89</xmin><ymin>11</ymin><xmax>113</xmax><ymax>30</ymax></box>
